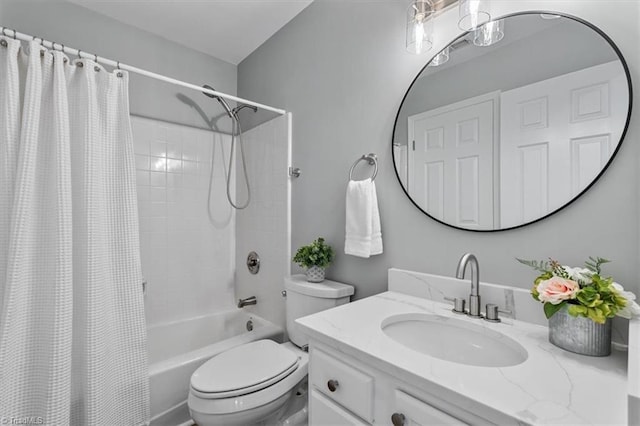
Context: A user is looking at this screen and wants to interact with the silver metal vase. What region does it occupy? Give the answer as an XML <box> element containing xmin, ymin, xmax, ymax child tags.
<box><xmin>548</xmin><ymin>304</ymin><xmax>612</xmax><ymax>356</ymax></box>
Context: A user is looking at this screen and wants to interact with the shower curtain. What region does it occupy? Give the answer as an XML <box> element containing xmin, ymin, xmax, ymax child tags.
<box><xmin>0</xmin><ymin>39</ymin><xmax>149</xmax><ymax>425</ymax></box>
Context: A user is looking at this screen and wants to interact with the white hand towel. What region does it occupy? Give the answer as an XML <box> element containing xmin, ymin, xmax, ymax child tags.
<box><xmin>369</xmin><ymin>181</ymin><xmax>383</xmax><ymax>256</ymax></box>
<box><xmin>345</xmin><ymin>178</ymin><xmax>383</xmax><ymax>258</ymax></box>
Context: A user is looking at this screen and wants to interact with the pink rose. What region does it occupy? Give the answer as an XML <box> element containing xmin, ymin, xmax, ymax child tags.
<box><xmin>536</xmin><ymin>277</ymin><xmax>579</xmax><ymax>304</ymax></box>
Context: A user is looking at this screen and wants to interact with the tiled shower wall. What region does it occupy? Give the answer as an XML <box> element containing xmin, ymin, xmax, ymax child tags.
<box><xmin>235</xmin><ymin>114</ymin><xmax>292</xmax><ymax>330</ymax></box>
<box><xmin>131</xmin><ymin>116</ymin><xmax>236</xmax><ymax>327</ymax></box>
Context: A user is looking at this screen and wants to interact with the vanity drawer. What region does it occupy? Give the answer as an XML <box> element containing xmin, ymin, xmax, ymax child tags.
<box><xmin>310</xmin><ymin>347</ymin><xmax>374</xmax><ymax>422</ymax></box>
<box><xmin>310</xmin><ymin>390</ymin><xmax>368</xmax><ymax>425</ymax></box>
<box><xmin>393</xmin><ymin>389</ymin><xmax>468</xmax><ymax>425</ymax></box>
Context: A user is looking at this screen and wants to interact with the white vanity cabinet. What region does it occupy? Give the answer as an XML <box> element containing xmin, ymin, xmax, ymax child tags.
<box><xmin>297</xmin><ymin>284</ymin><xmax>629</xmax><ymax>425</ymax></box>
<box><xmin>308</xmin><ymin>343</ymin><xmax>494</xmax><ymax>426</ymax></box>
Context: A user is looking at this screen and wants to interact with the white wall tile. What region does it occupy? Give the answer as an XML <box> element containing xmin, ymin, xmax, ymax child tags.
<box><xmin>149</xmin><ymin>141</ymin><xmax>167</xmax><ymax>158</ymax></box>
<box><xmin>149</xmin><ymin>171</ymin><xmax>166</xmax><ymax>187</ymax></box>
<box><xmin>132</xmin><ymin>116</ymin><xmax>235</xmax><ymax>327</ymax></box>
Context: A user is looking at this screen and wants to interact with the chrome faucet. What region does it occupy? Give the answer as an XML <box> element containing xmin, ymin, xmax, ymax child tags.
<box><xmin>237</xmin><ymin>296</ymin><xmax>257</xmax><ymax>308</ymax></box>
<box><xmin>456</xmin><ymin>253</ymin><xmax>482</xmax><ymax>318</ymax></box>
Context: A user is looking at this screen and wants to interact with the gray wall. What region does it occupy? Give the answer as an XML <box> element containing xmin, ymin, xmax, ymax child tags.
<box><xmin>238</xmin><ymin>0</ymin><xmax>640</xmax><ymax>300</ymax></box>
<box><xmin>0</xmin><ymin>0</ymin><xmax>237</xmax><ymax>132</ymax></box>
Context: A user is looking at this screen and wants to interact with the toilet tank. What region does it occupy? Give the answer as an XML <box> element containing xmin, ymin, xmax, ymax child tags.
<box><xmin>285</xmin><ymin>275</ymin><xmax>354</xmax><ymax>348</ymax></box>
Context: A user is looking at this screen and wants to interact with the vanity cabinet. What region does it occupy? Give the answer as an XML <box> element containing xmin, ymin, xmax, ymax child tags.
<box><xmin>308</xmin><ymin>344</ymin><xmax>489</xmax><ymax>425</ymax></box>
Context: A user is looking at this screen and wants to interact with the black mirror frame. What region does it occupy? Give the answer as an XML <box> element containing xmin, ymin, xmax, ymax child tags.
<box><xmin>391</xmin><ymin>10</ymin><xmax>633</xmax><ymax>232</ymax></box>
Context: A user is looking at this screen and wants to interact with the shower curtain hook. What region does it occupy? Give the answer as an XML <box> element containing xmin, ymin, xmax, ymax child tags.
<box><xmin>116</xmin><ymin>61</ymin><xmax>121</xmax><ymax>70</ymax></box>
<box><xmin>1</xmin><ymin>28</ymin><xmax>7</xmax><ymax>38</ymax></box>
<box><xmin>94</xmin><ymin>53</ymin><xmax>98</xmax><ymax>62</ymax></box>
<box><xmin>11</xmin><ymin>29</ymin><xmax>16</xmax><ymax>40</ymax></box>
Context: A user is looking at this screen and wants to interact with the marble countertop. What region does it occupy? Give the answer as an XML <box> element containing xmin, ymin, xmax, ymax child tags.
<box><xmin>296</xmin><ymin>291</ymin><xmax>628</xmax><ymax>425</ymax></box>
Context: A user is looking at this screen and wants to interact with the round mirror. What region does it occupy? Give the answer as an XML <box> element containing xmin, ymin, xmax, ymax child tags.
<box><xmin>392</xmin><ymin>12</ymin><xmax>632</xmax><ymax>231</ymax></box>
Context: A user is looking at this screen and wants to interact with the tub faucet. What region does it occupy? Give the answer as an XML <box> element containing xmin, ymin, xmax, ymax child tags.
<box><xmin>456</xmin><ymin>253</ymin><xmax>481</xmax><ymax>318</ymax></box>
<box><xmin>238</xmin><ymin>296</ymin><xmax>257</xmax><ymax>308</ymax></box>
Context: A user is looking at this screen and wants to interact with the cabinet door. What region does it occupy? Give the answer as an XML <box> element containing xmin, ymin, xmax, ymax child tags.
<box><xmin>392</xmin><ymin>390</ymin><xmax>468</xmax><ymax>426</ymax></box>
<box><xmin>310</xmin><ymin>389</ymin><xmax>368</xmax><ymax>425</ymax></box>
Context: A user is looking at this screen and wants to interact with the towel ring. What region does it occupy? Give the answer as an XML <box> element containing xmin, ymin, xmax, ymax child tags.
<box><xmin>349</xmin><ymin>153</ymin><xmax>378</xmax><ymax>181</ymax></box>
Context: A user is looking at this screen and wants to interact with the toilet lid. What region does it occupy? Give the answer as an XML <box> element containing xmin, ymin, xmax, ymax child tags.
<box><xmin>191</xmin><ymin>339</ymin><xmax>299</xmax><ymax>398</ymax></box>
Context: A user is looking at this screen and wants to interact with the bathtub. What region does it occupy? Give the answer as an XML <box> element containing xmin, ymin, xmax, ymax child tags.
<box><xmin>148</xmin><ymin>309</ymin><xmax>283</xmax><ymax>425</ymax></box>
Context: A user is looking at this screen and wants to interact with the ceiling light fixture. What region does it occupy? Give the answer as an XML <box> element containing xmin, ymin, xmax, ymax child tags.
<box><xmin>429</xmin><ymin>46</ymin><xmax>450</xmax><ymax>66</ymax></box>
<box><xmin>406</xmin><ymin>0</ymin><xmax>435</xmax><ymax>54</ymax></box>
<box><xmin>473</xmin><ymin>19</ymin><xmax>504</xmax><ymax>46</ymax></box>
<box><xmin>458</xmin><ymin>0</ymin><xmax>491</xmax><ymax>31</ymax></box>
<box><xmin>406</xmin><ymin>0</ymin><xmax>495</xmax><ymax>55</ymax></box>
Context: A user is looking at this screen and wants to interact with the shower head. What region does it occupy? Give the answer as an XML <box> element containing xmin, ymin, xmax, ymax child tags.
<box><xmin>202</xmin><ymin>84</ymin><xmax>234</xmax><ymax>118</ymax></box>
<box><xmin>232</xmin><ymin>104</ymin><xmax>258</xmax><ymax>115</ymax></box>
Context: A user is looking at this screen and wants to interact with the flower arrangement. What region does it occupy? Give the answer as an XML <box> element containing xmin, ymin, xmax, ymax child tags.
<box><xmin>517</xmin><ymin>256</ymin><xmax>640</xmax><ymax>324</ymax></box>
<box><xmin>293</xmin><ymin>237</ymin><xmax>335</xmax><ymax>269</ymax></box>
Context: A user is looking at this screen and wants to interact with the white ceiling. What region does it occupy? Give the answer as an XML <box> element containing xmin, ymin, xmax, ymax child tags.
<box><xmin>67</xmin><ymin>0</ymin><xmax>314</xmax><ymax>65</ymax></box>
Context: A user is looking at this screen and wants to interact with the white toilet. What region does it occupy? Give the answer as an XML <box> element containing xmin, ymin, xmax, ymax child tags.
<box><xmin>188</xmin><ymin>275</ymin><xmax>354</xmax><ymax>425</ymax></box>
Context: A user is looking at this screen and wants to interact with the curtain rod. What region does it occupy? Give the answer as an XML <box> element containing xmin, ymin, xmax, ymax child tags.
<box><xmin>0</xmin><ymin>26</ymin><xmax>286</xmax><ymax>116</ymax></box>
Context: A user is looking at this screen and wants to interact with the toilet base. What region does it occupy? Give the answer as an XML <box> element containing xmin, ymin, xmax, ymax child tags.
<box><xmin>191</xmin><ymin>390</ymin><xmax>288</xmax><ymax>426</ymax></box>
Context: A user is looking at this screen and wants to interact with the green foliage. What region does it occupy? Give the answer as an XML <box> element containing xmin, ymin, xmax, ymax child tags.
<box><xmin>516</xmin><ymin>258</ymin><xmax>550</xmax><ymax>273</ymax></box>
<box><xmin>544</xmin><ymin>302</ymin><xmax>566</xmax><ymax>319</ymax></box>
<box><xmin>293</xmin><ymin>237</ymin><xmax>335</xmax><ymax>269</ymax></box>
<box><xmin>584</xmin><ymin>256</ymin><xmax>610</xmax><ymax>274</ymax></box>
<box><xmin>576</xmin><ymin>285</ymin><xmax>601</xmax><ymax>308</ymax></box>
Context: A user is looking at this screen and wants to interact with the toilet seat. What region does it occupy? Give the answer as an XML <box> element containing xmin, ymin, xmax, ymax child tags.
<box><xmin>188</xmin><ymin>342</ymin><xmax>309</xmax><ymax>420</ymax></box>
<box><xmin>191</xmin><ymin>339</ymin><xmax>299</xmax><ymax>399</ymax></box>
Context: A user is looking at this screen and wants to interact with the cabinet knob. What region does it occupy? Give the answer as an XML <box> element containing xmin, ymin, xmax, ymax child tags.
<box><xmin>327</xmin><ymin>379</ymin><xmax>339</xmax><ymax>392</ymax></box>
<box><xmin>391</xmin><ymin>412</ymin><xmax>406</xmax><ymax>426</ymax></box>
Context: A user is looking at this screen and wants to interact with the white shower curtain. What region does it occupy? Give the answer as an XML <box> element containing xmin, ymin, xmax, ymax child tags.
<box><xmin>0</xmin><ymin>39</ymin><xmax>149</xmax><ymax>425</ymax></box>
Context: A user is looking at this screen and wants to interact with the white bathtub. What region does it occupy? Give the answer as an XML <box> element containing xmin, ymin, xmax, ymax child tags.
<box><xmin>148</xmin><ymin>310</ymin><xmax>283</xmax><ymax>425</ymax></box>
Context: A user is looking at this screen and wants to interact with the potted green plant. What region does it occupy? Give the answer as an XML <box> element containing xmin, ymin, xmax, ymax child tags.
<box><xmin>293</xmin><ymin>237</ymin><xmax>335</xmax><ymax>283</ymax></box>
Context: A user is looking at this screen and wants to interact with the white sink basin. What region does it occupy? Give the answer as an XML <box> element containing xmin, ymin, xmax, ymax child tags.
<box><xmin>381</xmin><ymin>313</ymin><xmax>528</xmax><ymax>368</ymax></box>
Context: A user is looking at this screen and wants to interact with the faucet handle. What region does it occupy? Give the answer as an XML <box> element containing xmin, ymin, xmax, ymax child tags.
<box><xmin>484</xmin><ymin>303</ymin><xmax>501</xmax><ymax>323</ymax></box>
<box><xmin>444</xmin><ymin>296</ymin><xmax>466</xmax><ymax>314</ymax></box>
<box><xmin>498</xmin><ymin>307</ymin><xmax>513</xmax><ymax>316</ymax></box>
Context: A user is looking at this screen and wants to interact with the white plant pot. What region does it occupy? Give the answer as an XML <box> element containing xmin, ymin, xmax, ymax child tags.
<box><xmin>306</xmin><ymin>266</ymin><xmax>325</xmax><ymax>283</ymax></box>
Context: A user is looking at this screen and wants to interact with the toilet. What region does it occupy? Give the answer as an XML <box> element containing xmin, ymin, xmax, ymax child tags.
<box><xmin>188</xmin><ymin>275</ymin><xmax>354</xmax><ymax>425</ymax></box>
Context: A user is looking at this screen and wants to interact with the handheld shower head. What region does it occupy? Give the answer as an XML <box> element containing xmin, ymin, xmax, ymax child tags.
<box><xmin>232</xmin><ymin>104</ymin><xmax>258</xmax><ymax>115</ymax></box>
<box><xmin>202</xmin><ymin>84</ymin><xmax>234</xmax><ymax>118</ymax></box>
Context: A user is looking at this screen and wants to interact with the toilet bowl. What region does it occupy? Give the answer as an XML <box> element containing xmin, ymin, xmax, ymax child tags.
<box><xmin>188</xmin><ymin>276</ymin><xmax>354</xmax><ymax>425</ymax></box>
<box><xmin>188</xmin><ymin>341</ymin><xmax>308</xmax><ymax>426</ymax></box>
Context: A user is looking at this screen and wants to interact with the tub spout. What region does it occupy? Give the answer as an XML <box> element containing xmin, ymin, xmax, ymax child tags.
<box><xmin>238</xmin><ymin>296</ymin><xmax>257</xmax><ymax>308</ymax></box>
